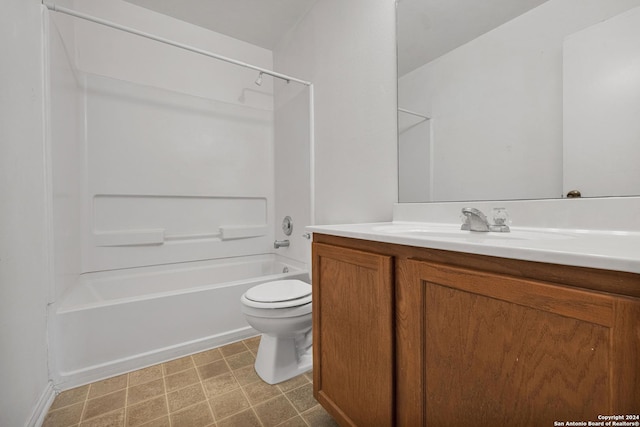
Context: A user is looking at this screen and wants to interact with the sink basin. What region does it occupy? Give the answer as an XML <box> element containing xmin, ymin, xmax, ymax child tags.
<box><xmin>372</xmin><ymin>223</ymin><xmax>574</xmax><ymax>241</ymax></box>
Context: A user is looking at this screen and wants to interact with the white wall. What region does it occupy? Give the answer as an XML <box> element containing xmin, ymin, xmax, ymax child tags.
<box><xmin>273</xmin><ymin>81</ymin><xmax>312</xmax><ymax>265</ymax></box>
<box><xmin>0</xmin><ymin>1</ymin><xmax>52</xmax><ymax>425</ymax></box>
<box><xmin>275</xmin><ymin>0</ymin><xmax>398</xmax><ymax>225</ymax></box>
<box><xmin>399</xmin><ymin>0</ymin><xmax>640</xmax><ymax>202</ymax></box>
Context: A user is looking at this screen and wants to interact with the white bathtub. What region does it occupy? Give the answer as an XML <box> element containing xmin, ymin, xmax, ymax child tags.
<box><xmin>53</xmin><ymin>254</ymin><xmax>308</xmax><ymax>389</ymax></box>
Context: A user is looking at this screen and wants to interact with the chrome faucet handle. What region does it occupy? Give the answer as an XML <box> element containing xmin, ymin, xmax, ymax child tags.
<box><xmin>492</xmin><ymin>208</ymin><xmax>509</xmax><ymax>225</ymax></box>
<box><xmin>490</xmin><ymin>207</ymin><xmax>510</xmax><ymax>232</ymax></box>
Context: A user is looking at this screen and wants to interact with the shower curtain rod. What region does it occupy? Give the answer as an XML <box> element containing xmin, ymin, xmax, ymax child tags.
<box><xmin>42</xmin><ymin>1</ymin><xmax>312</xmax><ymax>87</ymax></box>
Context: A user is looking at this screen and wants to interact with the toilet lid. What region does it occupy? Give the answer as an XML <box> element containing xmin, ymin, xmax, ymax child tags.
<box><xmin>245</xmin><ymin>280</ymin><xmax>311</xmax><ymax>303</ymax></box>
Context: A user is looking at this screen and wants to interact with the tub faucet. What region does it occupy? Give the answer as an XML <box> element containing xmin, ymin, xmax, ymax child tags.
<box><xmin>274</xmin><ymin>240</ymin><xmax>290</xmax><ymax>249</ymax></box>
<box><xmin>461</xmin><ymin>207</ymin><xmax>510</xmax><ymax>232</ymax></box>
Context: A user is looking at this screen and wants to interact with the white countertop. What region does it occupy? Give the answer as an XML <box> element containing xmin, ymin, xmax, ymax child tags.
<box><xmin>307</xmin><ymin>221</ymin><xmax>640</xmax><ymax>275</ymax></box>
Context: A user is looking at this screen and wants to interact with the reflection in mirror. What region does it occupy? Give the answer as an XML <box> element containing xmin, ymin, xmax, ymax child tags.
<box><xmin>563</xmin><ymin>6</ymin><xmax>640</xmax><ymax>198</ymax></box>
<box><xmin>397</xmin><ymin>0</ymin><xmax>640</xmax><ymax>202</ymax></box>
<box><xmin>398</xmin><ymin>108</ymin><xmax>430</xmax><ymax>202</ymax></box>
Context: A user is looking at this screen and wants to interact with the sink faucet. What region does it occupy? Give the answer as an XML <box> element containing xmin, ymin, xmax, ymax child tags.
<box><xmin>461</xmin><ymin>207</ymin><xmax>510</xmax><ymax>232</ymax></box>
<box><xmin>461</xmin><ymin>207</ymin><xmax>491</xmax><ymax>232</ymax></box>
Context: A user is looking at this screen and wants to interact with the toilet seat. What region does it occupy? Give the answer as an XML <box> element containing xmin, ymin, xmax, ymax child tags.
<box><xmin>246</xmin><ymin>280</ymin><xmax>311</xmax><ymax>302</ymax></box>
<box><xmin>242</xmin><ymin>280</ymin><xmax>311</xmax><ymax>309</ymax></box>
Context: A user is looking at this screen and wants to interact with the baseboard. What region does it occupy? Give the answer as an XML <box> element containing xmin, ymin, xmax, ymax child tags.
<box><xmin>27</xmin><ymin>381</ymin><xmax>56</xmax><ymax>427</ymax></box>
<box><xmin>53</xmin><ymin>327</ymin><xmax>258</xmax><ymax>391</ymax></box>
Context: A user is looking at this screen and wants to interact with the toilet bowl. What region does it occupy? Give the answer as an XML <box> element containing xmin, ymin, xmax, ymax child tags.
<box><xmin>240</xmin><ymin>279</ymin><xmax>313</xmax><ymax>384</ymax></box>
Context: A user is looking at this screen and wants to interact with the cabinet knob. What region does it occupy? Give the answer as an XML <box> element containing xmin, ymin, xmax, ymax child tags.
<box><xmin>566</xmin><ymin>190</ymin><xmax>582</xmax><ymax>198</ymax></box>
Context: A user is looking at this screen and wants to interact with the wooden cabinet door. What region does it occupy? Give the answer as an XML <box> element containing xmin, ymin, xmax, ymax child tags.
<box><xmin>397</xmin><ymin>259</ymin><xmax>640</xmax><ymax>427</ymax></box>
<box><xmin>312</xmin><ymin>242</ymin><xmax>394</xmax><ymax>427</ymax></box>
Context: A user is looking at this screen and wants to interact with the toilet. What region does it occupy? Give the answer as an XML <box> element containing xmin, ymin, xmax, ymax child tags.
<box><xmin>240</xmin><ymin>279</ymin><xmax>313</xmax><ymax>384</ymax></box>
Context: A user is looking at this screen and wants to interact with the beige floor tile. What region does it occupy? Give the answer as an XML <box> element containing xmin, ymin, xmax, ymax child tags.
<box><xmin>44</xmin><ymin>344</ymin><xmax>337</xmax><ymax>427</ymax></box>
<box><xmin>219</xmin><ymin>341</ymin><xmax>248</xmax><ymax>357</ymax></box>
<box><xmin>163</xmin><ymin>356</ymin><xmax>194</xmax><ymax>376</ymax></box>
<box><xmin>232</xmin><ymin>365</ymin><xmax>261</xmax><ymax>386</ymax></box>
<box><xmin>253</xmin><ymin>395</ymin><xmax>298</xmax><ymax>427</ymax></box>
<box><xmin>127</xmin><ymin>378</ymin><xmax>164</xmax><ymax>406</ymax></box>
<box><xmin>275</xmin><ymin>415</ymin><xmax>308</xmax><ymax>427</ymax></box>
<box><xmin>202</xmin><ymin>371</ymin><xmax>240</xmax><ymax>397</ymax></box>
<box><xmin>197</xmin><ymin>359</ymin><xmax>230</xmax><ymax>380</ymax></box>
<box><xmin>285</xmin><ymin>383</ymin><xmax>317</xmax><ymax>413</ymax></box>
<box><xmin>126</xmin><ymin>396</ymin><xmax>168</xmax><ymax>427</ymax></box>
<box><xmin>87</xmin><ymin>375</ymin><xmax>128</xmax><ymax>399</ymax></box>
<box><xmin>83</xmin><ymin>389</ymin><xmax>126</xmax><ymax>421</ymax></box>
<box><xmin>42</xmin><ymin>401</ymin><xmax>84</xmax><ymax>427</ymax></box>
<box><xmin>209</xmin><ymin>388</ymin><xmax>250</xmax><ymax>420</ymax></box>
<box><xmin>217</xmin><ymin>408</ymin><xmax>262</xmax><ymax>427</ymax></box>
<box><xmin>165</xmin><ymin>368</ymin><xmax>199</xmax><ymax>392</ymax></box>
<box><xmin>50</xmin><ymin>385</ymin><xmax>90</xmax><ymax>411</ymax></box>
<box><xmin>243</xmin><ymin>336</ymin><xmax>261</xmax><ymax>354</ymax></box>
<box><xmin>167</xmin><ymin>383</ymin><xmax>206</xmax><ymax>413</ymax></box>
<box><xmin>192</xmin><ymin>348</ymin><xmax>223</xmax><ymax>366</ymax></box>
<box><xmin>136</xmin><ymin>416</ymin><xmax>170</xmax><ymax>427</ymax></box>
<box><xmin>243</xmin><ymin>380</ymin><xmax>282</xmax><ymax>405</ymax></box>
<box><xmin>226</xmin><ymin>351</ymin><xmax>255</xmax><ymax>370</ymax></box>
<box><xmin>302</xmin><ymin>405</ymin><xmax>339</xmax><ymax>427</ymax></box>
<box><xmin>277</xmin><ymin>375</ymin><xmax>309</xmax><ymax>393</ymax></box>
<box><xmin>169</xmin><ymin>401</ymin><xmax>214</xmax><ymax>427</ymax></box>
<box><xmin>304</xmin><ymin>371</ymin><xmax>313</xmax><ymax>382</ymax></box>
<box><xmin>79</xmin><ymin>409</ymin><xmax>125</xmax><ymax>427</ymax></box>
<box><xmin>128</xmin><ymin>365</ymin><xmax>163</xmax><ymax>387</ymax></box>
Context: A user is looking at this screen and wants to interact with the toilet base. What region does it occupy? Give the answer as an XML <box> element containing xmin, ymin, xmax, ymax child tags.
<box><xmin>254</xmin><ymin>333</ymin><xmax>313</xmax><ymax>385</ymax></box>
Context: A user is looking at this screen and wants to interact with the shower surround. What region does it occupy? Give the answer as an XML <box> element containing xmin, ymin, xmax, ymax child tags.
<box><xmin>45</xmin><ymin>0</ymin><xmax>311</xmax><ymax>389</ymax></box>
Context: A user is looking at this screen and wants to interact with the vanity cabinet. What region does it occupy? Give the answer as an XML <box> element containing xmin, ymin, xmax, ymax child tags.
<box><xmin>312</xmin><ymin>242</ymin><xmax>394</xmax><ymax>427</ymax></box>
<box><xmin>398</xmin><ymin>258</ymin><xmax>640</xmax><ymax>426</ymax></box>
<box><xmin>312</xmin><ymin>234</ymin><xmax>640</xmax><ymax>427</ymax></box>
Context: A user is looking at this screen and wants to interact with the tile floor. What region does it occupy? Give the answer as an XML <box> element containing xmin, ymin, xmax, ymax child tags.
<box><xmin>43</xmin><ymin>336</ymin><xmax>337</xmax><ymax>427</ymax></box>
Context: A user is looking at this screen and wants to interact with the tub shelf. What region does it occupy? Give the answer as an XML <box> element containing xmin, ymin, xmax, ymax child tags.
<box><xmin>93</xmin><ymin>224</ymin><xmax>269</xmax><ymax>247</ymax></box>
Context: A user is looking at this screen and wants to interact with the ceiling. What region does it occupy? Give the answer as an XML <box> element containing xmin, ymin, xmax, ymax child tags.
<box><xmin>124</xmin><ymin>0</ymin><xmax>549</xmax><ymax>75</ymax></box>
<box><xmin>124</xmin><ymin>0</ymin><xmax>318</xmax><ymax>50</ymax></box>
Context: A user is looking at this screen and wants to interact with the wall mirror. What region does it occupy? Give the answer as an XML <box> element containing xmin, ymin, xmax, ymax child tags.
<box><xmin>397</xmin><ymin>0</ymin><xmax>640</xmax><ymax>202</ymax></box>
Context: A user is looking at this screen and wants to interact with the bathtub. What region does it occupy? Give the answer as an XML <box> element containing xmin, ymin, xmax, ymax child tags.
<box><xmin>53</xmin><ymin>254</ymin><xmax>308</xmax><ymax>389</ymax></box>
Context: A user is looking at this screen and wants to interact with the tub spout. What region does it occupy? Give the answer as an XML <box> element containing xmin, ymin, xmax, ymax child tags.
<box><xmin>274</xmin><ymin>240</ymin><xmax>290</xmax><ymax>249</ymax></box>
